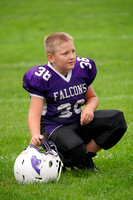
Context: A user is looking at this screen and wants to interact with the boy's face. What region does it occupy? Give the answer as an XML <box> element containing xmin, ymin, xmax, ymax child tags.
<box><xmin>48</xmin><ymin>41</ymin><xmax>76</xmax><ymax>76</ymax></box>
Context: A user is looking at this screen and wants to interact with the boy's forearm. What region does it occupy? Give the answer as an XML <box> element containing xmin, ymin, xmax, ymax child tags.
<box><xmin>85</xmin><ymin>96</ymin><xmax>99</xmax><ymax>111</ymax></box>
<box><xmin>28</xmin><ymin>112</ymin><xmax>41</xmax><ymax>138</ymax></box>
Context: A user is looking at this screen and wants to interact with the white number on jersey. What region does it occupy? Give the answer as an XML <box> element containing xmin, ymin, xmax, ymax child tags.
<box><xmin>35</xmin><ymin>67</ymin><xmax>51</xmax><ymax>81</ymax></box>
<box><xmin>77</xmin><ymin>57</ymin><xmax>92</xmax><ymax>69</ymax></box>
<box><xmin>57</xmin><ymin>99</ymin><xmax>85</xmax><ymax>118</ymax></box>
<box><xmin>57</xmin><ymin>103</ymin><xmax>72</xmax><ymax>118</ymax></box>
<box><xmin>77</xmin><ymin>57</ymin><xmax>90</xmax><ymax>62</ymax></box>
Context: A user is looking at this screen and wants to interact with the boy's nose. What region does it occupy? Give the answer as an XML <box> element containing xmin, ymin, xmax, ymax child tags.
<box><xmin>70</xmin><ymin>52</ymin><xmax>75</xmax><ymax>59</ymax></box>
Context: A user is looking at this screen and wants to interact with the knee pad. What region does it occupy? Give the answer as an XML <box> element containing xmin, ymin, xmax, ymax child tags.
<box><xmin>100</xmin><ymin>111</ymin><xmax>127</xmax><ymax>150</ymax></box>
<box><xmin>114</xmin><ymin>111</ymin><xmax>127</xmax><ymax>131</ymax></box>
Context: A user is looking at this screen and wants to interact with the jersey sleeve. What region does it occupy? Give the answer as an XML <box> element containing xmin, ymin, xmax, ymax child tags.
<box><xmin>23</xmin><ymin>66</ymin><xmax>48</xmax><ymax>98</ymax></box>
<box><xmin>87</xmin><ymin>59</ymin><xmax>97</xmax><ymax>86</ymax></box>
<box><xmin>75</xmin><ymin>56</ymin><xmax>97</xmax><ymax>87</ymax></box>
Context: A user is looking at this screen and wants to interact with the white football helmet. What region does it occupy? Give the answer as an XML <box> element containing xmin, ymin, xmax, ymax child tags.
<box><xmin>14</xmin><ymin>141</ymin><xmax>63</xmax><ymax>184</ymax></box>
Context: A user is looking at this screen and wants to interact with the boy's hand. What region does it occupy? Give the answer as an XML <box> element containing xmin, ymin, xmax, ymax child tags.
<box><xmin>80</xmin><ymin>106</ymin><xmax>94</xmax><ymax>126</ymax></box>
<box><xmin>30</xmin><ymin>134</ymin><xmax>44</xmax><ymax>146</ymax></box>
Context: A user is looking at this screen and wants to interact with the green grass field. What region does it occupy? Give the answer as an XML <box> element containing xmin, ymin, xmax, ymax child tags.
<box><xmin>0</xmin><ymin>0</ymin><xmax>133</xmax><ymax>199</ymax></box>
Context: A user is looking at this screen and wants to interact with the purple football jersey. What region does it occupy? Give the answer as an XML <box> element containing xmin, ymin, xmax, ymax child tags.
<box><xmin>23</xmin><ymin>56</ymin><xmax>97</xmax><ymax>134</ymax></box>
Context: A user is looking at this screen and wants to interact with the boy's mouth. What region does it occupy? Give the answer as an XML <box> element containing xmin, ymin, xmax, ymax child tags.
<box><xmin>68</xmin><ymin>61</ymin><xmax>75</xmax><ymax>65</ymax></box>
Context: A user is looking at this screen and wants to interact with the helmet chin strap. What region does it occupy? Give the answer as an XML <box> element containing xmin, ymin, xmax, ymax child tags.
<box><xmin>41</xmin><ymin>140</ymin><xmax>59</xmax><ymax>155</ymax></box>
<box><xmin>25</xmin><ymin>140</ymin><xmax>59</xmax><ymax>156</ymax></box>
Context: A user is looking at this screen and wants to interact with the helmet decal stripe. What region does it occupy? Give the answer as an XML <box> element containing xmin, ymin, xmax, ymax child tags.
<box><xmin>31</xmin><ymin>156</ymin><xmax>42</xmax><ymax>175</ymax></box>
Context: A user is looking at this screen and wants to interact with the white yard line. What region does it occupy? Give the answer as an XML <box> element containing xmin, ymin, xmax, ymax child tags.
<box><xmin>75</xmin><ymin>34</ymin><xmax>133</xmax><ymax>40</ymax></box>
<box><xmin>0</xmin><ymin>98</ymin><xmax>30</xmax><ymax>103</ymax></box>
<box><xmin>99</xmin><ymin>95</ymin><xmax>133</xmax><ymax>100</ymax></box>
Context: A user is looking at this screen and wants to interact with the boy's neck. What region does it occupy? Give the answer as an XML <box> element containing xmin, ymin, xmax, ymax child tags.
<box><xmin>50</xmin><ymin>62</ymin><xmax>69</xmax><ymax>76</ymax></box>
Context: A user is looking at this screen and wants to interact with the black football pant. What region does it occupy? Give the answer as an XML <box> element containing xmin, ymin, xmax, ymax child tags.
<box><xmin>41</xmin><ymin>110</ymin><xmax>127</xmax><ymax>167</ymax></box>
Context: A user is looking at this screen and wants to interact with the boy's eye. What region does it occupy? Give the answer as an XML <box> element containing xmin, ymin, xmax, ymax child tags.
<box><xmin>63</xmin><ymin>52</ymin><xmax>68</xmax><ymax>55</ymax></box>
<box><xmin>62</xmin><ymin>49</ymin><xmax>75</xmax><ymax>55</ymax></box>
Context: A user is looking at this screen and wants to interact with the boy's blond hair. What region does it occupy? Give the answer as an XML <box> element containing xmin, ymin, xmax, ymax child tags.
<box><xmin>44</xmin><ymin>32</ymin><xmax>73</xmax><ymax>54</ymax></box>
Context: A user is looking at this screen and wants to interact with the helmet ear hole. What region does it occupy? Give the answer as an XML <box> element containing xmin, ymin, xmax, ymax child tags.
<box><xmin>49</xmin><ymin>161</ymin><xmax>53</xmax><ymax>167</ymax></box>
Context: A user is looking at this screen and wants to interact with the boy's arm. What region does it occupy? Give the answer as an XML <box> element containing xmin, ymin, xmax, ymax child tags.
<box><xmin>80</xmin><ymin>86</ymin><xmax>99</xmax><ymax>126</ymax></box>
<box><xmin>28</xmin><ymin>96</ymin><xmax>44</xmax><ymax>146</ymax></box>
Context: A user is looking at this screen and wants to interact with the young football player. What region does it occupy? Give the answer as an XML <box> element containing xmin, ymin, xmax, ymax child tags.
<box><xmin>23</xmin><ymin>32</ymin><xmax>127</xmax><ymax>170</ymax></box>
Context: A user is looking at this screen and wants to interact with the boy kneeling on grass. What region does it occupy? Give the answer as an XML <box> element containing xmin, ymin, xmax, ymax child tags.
<box><xmin>23</xmin><ymin>32</ymin><xmax>127</xmax><ymax>170</ymax></box>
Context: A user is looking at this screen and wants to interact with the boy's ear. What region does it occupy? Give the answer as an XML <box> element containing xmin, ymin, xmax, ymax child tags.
<box><xmin>46</xmin><ymin>53</ymin><xmax>54</xmax><ymax>63</ymax></box>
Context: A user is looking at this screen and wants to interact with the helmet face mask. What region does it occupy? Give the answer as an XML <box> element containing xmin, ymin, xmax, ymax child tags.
<box><xmin>14</xmin><ymin>141</ymin><xmax>63</xmax><ymax>184</ymax></box>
